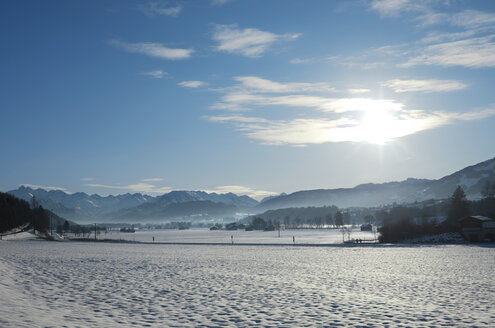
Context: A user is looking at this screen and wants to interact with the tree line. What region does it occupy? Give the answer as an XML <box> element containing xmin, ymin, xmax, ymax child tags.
<box><xmin>0</xmin><ymin>192</ymin><xmax>50</xmax><ymax>233</ymax></box>
<box><xmin>244</xmin><ymin>205</ymin><xmax>359</xmax><ymax>229</ymax></box>
<box><xmin>378</xmin><ymin>182</ymin><xmax>495</xmax><ymax>243</ymax></box>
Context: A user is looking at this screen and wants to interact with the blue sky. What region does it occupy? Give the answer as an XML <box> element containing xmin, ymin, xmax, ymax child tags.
<box><xmin>1</xmin><ymin>0</ymin><xmax>495</xmax><ymax>199</ymax></box>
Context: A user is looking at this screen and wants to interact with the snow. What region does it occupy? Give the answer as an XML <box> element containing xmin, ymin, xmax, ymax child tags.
<box><xmin>0</xmin><ymin>240</ymin><xmax>494</xmax><ymax>327</ymax></box>
<box><xmin>401</xmin><ymin>232</ymin><xmax>467</xmax><ymax>244</ymax></box>
<box><xmin>88</xmin><ymin>228</ymin><xmax>377</xmax><ymax>244</ymax></box>
<box><xmin>0</xmin><ymin>231</ymin><xmax>38</xmax><ymax>241</ymax></box>
<box><xmin>458</xmin><ymin>175</ymin><xmax>481</xmax><ymax>189</ymax></box>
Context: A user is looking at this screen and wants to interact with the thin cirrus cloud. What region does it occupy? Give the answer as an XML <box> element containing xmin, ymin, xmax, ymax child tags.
<box><xmin>142</xmin><ymin>70</ymin><xmax>167</xmax><ymax>79</ymax></box>
<box><xmin>212</xmin><ymin>24</ymin><xmax>300</xmax><ymax>58</ymax></box>
<box><xmin>206</xmin><ymin>106</ymin><xmax>495</xmax><ymax>146</ymax></box>
<box><xmin>85</xmin><ymin>183</ymin><xmax>172</xmax><ymax>194</ymax></box>
<box><xmin>402</xmin><ymin>36</ymin><xmax>495</xmax><ymax>68</ymax></box>
<box><xmin>139</xmin><ymin>2</ymin><xmax>183</xmax><ymax>17</ymax></box>
<box><xmin>109</xmin><ymin>39</ymin><xmax>193</xmax><ymax>60</ymax></box>
<box><xmin>206</xmin><ymin>185</ymin><xmax>278</xmax><ymax>200</ymax></box>
<box><xmin>234</xmin><ymin>76</ymin><xmax>335</xmax><ymax>93</ymax></box>
<box><xmin>382</xmin><ymin>79</ymin><xmax>468</xmax><ymax>93</ymax></box>
<box><xmin>211</xmin><ymin>0</ymin><xmax>231</xmax><ymax>5</ymax></box>
<box><xmin>365</xmin><ymin>2</ymin><xmax>495</xmax><ymax>69</ymax></box>
<box><xmin>406</xmin><ymin>8</ymin><xmax>495</xmax><ymax>68</ymax></box>
<box><xmin>141</xmin><ymin>178</ymin><xmax>164</xmax><ymax>182</ymax></box>
<box><xmin>449</xmin><ymin>10</ymin><xmax>495</xmax><ymax>29</ymax></box>
<box><xmin>21</xmin><ymin>184</ymin><xmax>70</xmax><ymax>193</ymax></box>
<box><xmin>216</xmin><ymin>93</ymin><xmax>403</xmax><ymax>114</ymax></box>
<box><xmin>417</xmin><ymin>9</ymin><xmax>495</xmax><ymax>29</ymax></box>
<box><xmin>179</xmin><ymin>81</ymin><xmax>206</xmax><ymax>88</ymax></box>
<box><xmin>369</xmin><ymin>0</ymin><xmax>426</xmax><ymax>17</ymax></box>
<box><xmin>211</xmin><ymin>76</ymin><xmax>337</xmax><ymax>111</ymax></box>
<box><xmin>290</xmin><ymin>58</ymin><xmax>314</xmax><ymax>64</ymax></box>
<box><xmin>206</xmin><ymin>76</ymin><xmax>495</xmax><ymax>146</ymax></box>
<box><xmin>347</xmin><ymin>88</ymin><xmax>371</xmax><ymax>94</ymax></box>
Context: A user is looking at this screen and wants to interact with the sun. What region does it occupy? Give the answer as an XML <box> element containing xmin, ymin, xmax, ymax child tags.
<box><xmin>358</xmin><ymin>106</ymin><xmax>398</xmax><ymax>145</ymax></box>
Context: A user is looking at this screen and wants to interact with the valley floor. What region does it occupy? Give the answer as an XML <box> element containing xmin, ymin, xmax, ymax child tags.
<box><xmin>0</xmin><ymin>239</ymin><xmax>494</xmax><ymax>327</ymax></box>
<box><xmin>74</xmin><ymin>227</ymin><xmax>377</xmax><ymax>244</ymax></box>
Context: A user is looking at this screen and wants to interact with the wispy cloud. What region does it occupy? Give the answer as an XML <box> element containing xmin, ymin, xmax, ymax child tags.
<box><xmin>141</xmin><ymin>178</ymin><xmax>164</xmax><ymax>182</ymax></box>
<box><xmin>211</xmin><ymin>0</ymin><xmax>231</xmax><ymax>5</ymax></box>
<box><xmin>216</xmin><ymin>91</ymin><xmax>404</xmax><ymax>113</ymax></box>
<box><xmin>327</xmin><ymin>44</ymin><xmax>410</xmax><ymax>69</ymax></box>
<box><xmin>366</xmin><ymin>2</ymin><xmax>495</xmax><ymax>69</ymax></box>
<box><xmin>21</xmin><ymin>184</ymin><xmax>70</xmax><ymax>193</ymax></box>
<box><xmin>347</xmin><ymin>88</ymin><xmax>371</xmax><ymax>94</ymax></box>
<box><xmin>290</xmin><ymin>57</ymin><xmax>314</xmax><ymax>64</ymax></box>
<box><xmin>212</xmin><ymin>76</ymin><xmax>341</xmax><ymax>112</ymax></box>
<box><xmin>80</xmin><ymin>177</ymin><xmax>95</xmax><ymax>181</ymax></box>
<box><xmin>234</xmin><ymin>76</ymin><xmax>335</xmax><ymax>93</ymax></box>
<box><xmin>206</xmin><ymin>185</ymin><xmax>278</xmax><ymax>200</ymax></box>
<box><xmin>206</xmin><ymin>76</ymin><xmax>495</xmax><ymax>145</ymax></box>
<box><xmin>86</xmin><ymin>183</ymin><xmax>172</xmax><ymax>194</ymax></box>
<box><xmin>370</xmin><ymin>0</ymin><xmax>428</xmax><ymax>17</ymax></box>
<box><xmin>402</xmin><ymin>36</ymin><xmax>495</xmax><ymax>68</ymax></box>
<box><xmin>449</xmin><ymin>10</ymin><xmax>495</xmax><ymax>29</ymax></box>
<box><xmin>206</xmin><ymin>105</ymin><xmax>495</xmax><ymax>146</ymax></box>
<box><xmin>212</xmin><ymin>24</ymin><xmax>300</xmax><ymax>57</ymax></box>
<box><xmin>139</xmin><ymin>2</ymin><xmax>182</xmax><ymax>17</ymax></box>
<box><xmin>179</xmin><ymin>80</ymin><xmax>206</xmax><ymax>88</ymax></box>
<box><xmin>109</xmin><ymin>39</ymin><xmax>193</xmax><ymax>60</ymax></box>
<box><xmin>206</xmin><ymin>115</ymin><xmax>269</xmax><ymax>124</ymax></box>
<box><xmin>142</xmin><ymin>69</ymin><xmax>167</xmax><ymax>79</ymax></box>
<box><xmin>382</xmin><ymin>79</ymin><xmax>468</xmax><ymax>93</ymax></box>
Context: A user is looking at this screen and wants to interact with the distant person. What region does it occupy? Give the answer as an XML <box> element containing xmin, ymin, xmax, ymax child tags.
<box><xmin>293</xmin><ymin>236</ymin><xmax>295</xmax><ymax>245</ymax></box>
<box><xmin>153</xmin><ymin>236</ymin><xmax>155</xmax><ymax>243</ymax></box>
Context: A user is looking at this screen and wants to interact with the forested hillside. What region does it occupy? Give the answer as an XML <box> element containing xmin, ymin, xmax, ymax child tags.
<box><xmin>0</xmin><ymin>192</ymin><xmax>50</xmax><ymax>233</ymax></box>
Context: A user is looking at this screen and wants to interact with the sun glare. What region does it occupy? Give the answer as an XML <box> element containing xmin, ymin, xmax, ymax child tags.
<box><xmin>358</xmin><ymin>106</ymin><xmax>398</xmax><ymax>145</ymax></box>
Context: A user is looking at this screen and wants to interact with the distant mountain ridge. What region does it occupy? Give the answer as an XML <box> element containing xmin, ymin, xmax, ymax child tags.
<box><xmin>7</xmin><ymin>157</ymin><xmax>495</xmax><ymax>222</ymax></box>
<box><xmin>8</xmin><ymin>187</ymin><xmax>258</xmax><ymax>222</ymax></box>
<box><xmin>257</xmin><ymin>157</ymin><xmax>495</xmax><ymax>211</ymax></box>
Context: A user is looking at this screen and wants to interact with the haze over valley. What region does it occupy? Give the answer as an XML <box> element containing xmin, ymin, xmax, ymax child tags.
<box><xmin>8</xmin><ymin>157</ymin><xmax>495</xmax><ymax>223</ymax></box>
<box><xmin>1</xmin><ymin>1</ymin><xmax>495</xmax><ymax>327</ymax></box>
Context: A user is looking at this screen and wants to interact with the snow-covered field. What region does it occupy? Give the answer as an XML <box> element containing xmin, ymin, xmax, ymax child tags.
<box><xmin>87</xmin><ymin>228</ymin><xmax>376</xmax><ymax>244</ymax></box>
<box><xmin>1</xmin><ymin>239</ymin><xmax>494</xmax><ymax>327</ymax></box>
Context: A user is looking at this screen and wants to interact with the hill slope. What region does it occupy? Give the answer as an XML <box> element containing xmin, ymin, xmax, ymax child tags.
<box><xmin>257</xmin><ymin>157</ymin><xmax>495</xmax><ymax>211</ymax></box>
<box><xmin>8</xmin><ymin>157</ymin><xmax>495</xmax><ymax>221</ymax></box>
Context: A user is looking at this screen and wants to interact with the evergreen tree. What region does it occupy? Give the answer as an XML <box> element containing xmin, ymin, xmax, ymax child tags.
<box><xmin>481</xmin><ymin>180</ymin><xmax>495</xmax><ymax>199</ymax></box>
<box><xmin>335</xmin><ymin>211</ymin><xmax>344</xmax><ymax>227</ymax></box>
<box><xmin>325</xmin><ymin>213</ymin><xmax>333</xmax><ymax>227</ymax></box>
<box><xmin>447</xmin><ymin>186</ymin><xmax>470</xmax><ymax>226</ymax></box>
<box><xmin>33</xmin><ymin>205</ymin><xmax>50</xmax><ymax>233</ymax></box>
<box><xmin>63</xmin><ymin>220</ymin><xmax>70</xmax><ymax>233</ymax></box>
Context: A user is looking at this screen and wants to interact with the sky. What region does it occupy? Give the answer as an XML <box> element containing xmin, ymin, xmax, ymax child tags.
<box><xmin>1</xmin><ymin>0</ymin><xmax>495</xmax><ymax>200</ymax></box>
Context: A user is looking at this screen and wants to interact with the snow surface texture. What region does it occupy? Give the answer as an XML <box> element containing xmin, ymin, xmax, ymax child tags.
<box><xmin>90</xmin><ymin>228</ymin><xmax>376</xmax><ymax>244</ymax></box>
<box><xmin>1</xmin><ymin>241</ymin><xmax>494</xmax><ymax>327</ymax></box>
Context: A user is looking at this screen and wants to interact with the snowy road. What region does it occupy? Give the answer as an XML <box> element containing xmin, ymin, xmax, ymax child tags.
<box><xmin>1</xmin><ymin>240</ymin><xmax>494</xmax><ymax>327</ymax></box>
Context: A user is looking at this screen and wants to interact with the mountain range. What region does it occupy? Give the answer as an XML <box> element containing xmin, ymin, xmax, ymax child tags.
<box><xmin>8</xmin><ymin>187</ymin><xmax>258</xmax><ymax>223</ymax></box>
<box><xmin>256</xmin><ymin>157</ymin><xmax>495</xmax><ymax>211</ymax></box>
<box><xmin>7</xmin><ymin>157</ymin><xmax>495</xmax><ymax>223</ymax></box>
